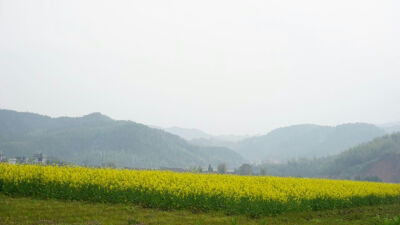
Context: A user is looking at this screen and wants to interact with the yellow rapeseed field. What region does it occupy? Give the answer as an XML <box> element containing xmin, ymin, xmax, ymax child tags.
<box><xmin>0</xmin><ymin>163</ymin><xmax>399</xmax><ymax>215</ymax></box>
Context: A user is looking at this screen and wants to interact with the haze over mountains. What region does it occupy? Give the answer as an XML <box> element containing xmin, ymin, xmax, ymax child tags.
<box><xmin>164</xmin><ymin>127</ymin><xmax>249</xmax><ymax>150</ymax></box>
<box><xmin>164</xmin><ymin>124</ymin><xmax>400</xmax><ymax>182</ymax></box>
<box><xmin>1</xmin><ymin>108</ymin><xmax>398</xmax><ymax>177</ymax></box>
<box><xmin>0</xmin><ymin>109</ymin><xmax>245</xmax><ymax>169</ymax></box>
<box><xmin>379</xmin><ymin>122</ymin><xmax>400</xmax><ymax>134</ymax></box>
<box><xmin>164</xmin><ymin>124</ymin><xmax>386</xmax><ymax>162</ymax></box>
<box><xmin>234</xmin><ymin>123</ymin><xmax>385</xmax><ymax>161</ymax></box>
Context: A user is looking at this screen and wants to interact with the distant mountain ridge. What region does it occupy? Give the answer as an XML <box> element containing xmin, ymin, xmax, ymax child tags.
<box><xmin>163</xmin><ymin>127</ymin><xmax>249</xmax><ymax>149</ymax></box>
<box><xmin>235</xmin><ymin>123</ymin><xmax>385</xmax><ymax>161</ymax></box>
<box><xmin>379</xmin><ymin>122</ymin><xmax>400</xmax><ymax>134</ymax></box>
<box><xmin>164</xmin><ymin>127</ymin><xmax>213</xmax><ymax>140</ymax></box>
<box><xmin>164</xmin><ymin>123</ymin><xmax>386</xmax><ymax>162</ymax></box>
<box><xmin>0</xmin><ymin>109</ymin><xmax>246</xmax><ymax>169</ymax></box>
<box><xmin>164</xmin><ymin>127</ymin><xmax>249</xmax><ymax>142</ymax></box>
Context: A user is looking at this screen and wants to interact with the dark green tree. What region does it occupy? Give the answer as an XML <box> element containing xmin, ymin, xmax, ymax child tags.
<box><xmin>259</xmin><ymin>165</ymin><xmax>268</xmax><ymax>176</ymax></box>
<box><xmin>236</xmin><ymin>163</ymin><xmax>252</xmax><ymax>175</ymax></box>
<box><xmin>217</xmin><ymin>163</ymin><xmax>227</xmax><ymax>174</ymax></box>
<box><xmin>208</xmin><ymin>164</ymin><xmax>213</xmax><ymax>173</ymax></box>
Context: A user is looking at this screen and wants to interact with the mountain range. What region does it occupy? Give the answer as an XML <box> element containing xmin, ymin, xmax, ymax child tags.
<box><xmin>0</xmin><ymin>109</ymin><xmax>245</xmax><ymax>169</ymax></box>
<box><xmin>1</xmin><ymin>109</ymin><xmax>396</xmax><ymax>174</ymax></box>
<box><xmin>234</xmin><ymin>123</ymin><xmax>385</xmax><ymax>161</ymax></box>
<box><xmin>164</xmin><ymin>124</ymin><xmax>386</xmax><ymax>162</ymax></box>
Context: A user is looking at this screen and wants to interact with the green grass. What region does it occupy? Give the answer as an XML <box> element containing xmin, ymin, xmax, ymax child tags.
<box><xmin>375</xmin><ymin>214</ymin><xmax>400</xmax><ymax>225</ymax></box>
<box><xmin>0</xmin><ymin>194</ymin><xmax>399</xmax><ymax>225</ymax></box>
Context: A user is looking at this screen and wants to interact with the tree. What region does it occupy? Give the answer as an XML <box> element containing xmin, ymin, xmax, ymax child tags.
<box><xmin>217</xmin><ymin>163</ymin><xmax>227</xmax><ymax>174</ymax></box>
<box><xmin>236</xmin><ymin>163</ymin><xmax>252</xmax><ymax>175</ymax></box>
<box><xmin>259</xmin><ymin>165</ymin><xmax>268</xmax><ymax>176</ymax></box>
<box><xmin>208</xmin><ymin>164</ymin><xmax>213</xmax><ymax>173</ymax></box>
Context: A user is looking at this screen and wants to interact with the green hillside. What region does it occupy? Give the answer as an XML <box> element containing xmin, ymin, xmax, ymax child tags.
<box><xmin>266</xmin><ymin>132</ymin><xmax>400</xmax><ymax>182</ymax></box>
<box><xmin>0</xmin><ymin>109</ymin><xmax>245</xmax><ymax>169</ymax></box>
<box><xmin>322</xmin><ymin>132</ymin><xmax>400</xmax><ymax>182</ymax></box>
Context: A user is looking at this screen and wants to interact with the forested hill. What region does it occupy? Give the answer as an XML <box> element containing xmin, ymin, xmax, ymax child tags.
<box><xmin>0</xmin><ymin>109</ymin><xmax>245</xmax><ymax>169</ymax></box>
<box><xmin>322</xmin><ymin>132</ymin><xmax>400</xmax><ymax>182</ymax></box>
<box><xmin>235</xmin><ymin>123</ymin><xmax>385</xmax><ymax>161</ymax></box>
<box><xmin>267</xmin><ymin>132</ymin><xmax>400</xmax><ymax>183</ymax></box>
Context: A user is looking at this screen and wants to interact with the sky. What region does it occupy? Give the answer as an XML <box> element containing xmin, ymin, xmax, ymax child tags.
<box><xmin>1</xmin><ymin>0</ymin><xmax>400</xmax><ymax>135</ymax></box>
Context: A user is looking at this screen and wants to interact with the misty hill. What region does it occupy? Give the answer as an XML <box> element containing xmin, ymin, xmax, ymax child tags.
<box><xmin>266</xmin><ymin>132</ymin><xmax>400</xmax><ymax>183</ymax></box>
<box><xmin>164</xmin><ymin>127</ymin><xmax>213</xmax><ymax>140</ymax></box>
<box><xmin>379</xmin><ymin>122</ymin><xmax>400</xmax><ymax>134</ymax></box>
<box><xmin>235</xmin><ymin>123</ymin><xmax>385</xmax><ymax>161</ymax></box>
<box><xmin>164</xmin><ymin>127</ymin><xmax>249</xmax><ymax>149</ymax></box>
<box><xmin>0</xmin><ymin>109</ymin><xmax>245</xmax><ymax>168</ymax></box>
<box><xmin>189</xmin><ymin>138</ymin><xmax>237</xmax><ymax>149</ymax></box>
<box><xmin>164</xmin><ymin>127</ymin><xmax>249</xmax><ymax>142</ymax></box>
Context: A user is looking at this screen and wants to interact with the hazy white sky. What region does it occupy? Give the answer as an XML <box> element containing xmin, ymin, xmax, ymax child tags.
<box><xmin>1</xmin><ymin>0</ymin><xmax>400</xmax><ymax>135</ymax></box>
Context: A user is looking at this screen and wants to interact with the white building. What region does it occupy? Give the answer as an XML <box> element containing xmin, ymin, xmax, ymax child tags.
<box><xmin>8</xmin><ymin>158</ymin><xmax>17</xmax><ymax>165</ymax></box>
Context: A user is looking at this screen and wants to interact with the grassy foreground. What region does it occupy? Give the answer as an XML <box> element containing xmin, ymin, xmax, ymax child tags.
<box><xmin>0</xmin><ymin>194</ymin><xmax>399</xmax><ymax>225</ymax></box>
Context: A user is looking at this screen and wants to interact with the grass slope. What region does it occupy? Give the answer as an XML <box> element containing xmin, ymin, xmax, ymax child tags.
<box><xmin>0</xmin><ymin>194</ymin><xmax>399</xmax><ymax>225</ymax></box>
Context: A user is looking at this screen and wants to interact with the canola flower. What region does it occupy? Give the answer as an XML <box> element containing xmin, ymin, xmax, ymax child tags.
<box><xmin>0</xmin><ymin>163</ymin><xmax>399</xmax><ymax>216</ymax></box>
